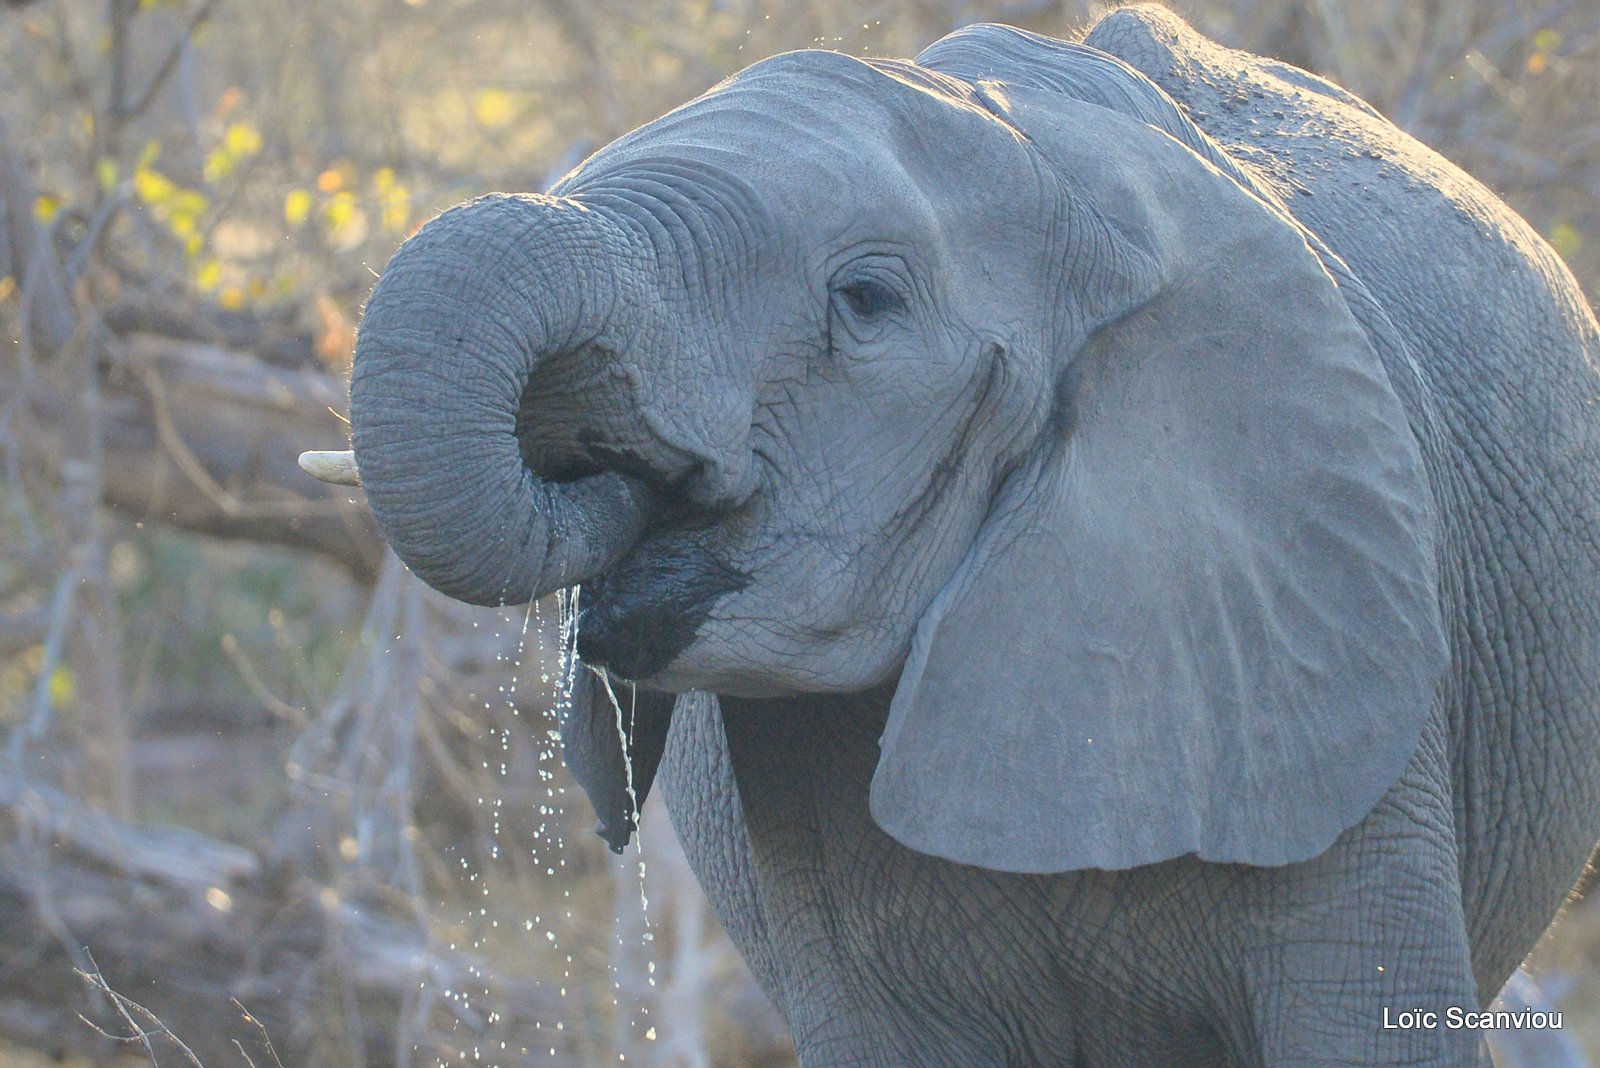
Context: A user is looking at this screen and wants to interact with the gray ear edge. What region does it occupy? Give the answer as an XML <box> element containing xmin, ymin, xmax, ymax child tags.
<box><xmin>869</xmin><ymin>532</ymin><xmax>1436</xmax><ymax>875</ymax></box>
<box><xmin>869</xmin><ymin>442</ymin><xmax>1444</xmax><ymax>875</ymax></box>
<box><xmin>866</xmin><ymin>88</ymin><xmax>1444</xmax><ymax>875</ymax></box>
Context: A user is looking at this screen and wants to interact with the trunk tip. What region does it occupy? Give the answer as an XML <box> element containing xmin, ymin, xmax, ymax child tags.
<box><xmin>299</xmin><ymin>450</ymin><xmax>361</xmax><ymax>487</ymax></box>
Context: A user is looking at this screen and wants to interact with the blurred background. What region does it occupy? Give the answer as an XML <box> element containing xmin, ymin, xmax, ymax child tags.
<box><xmin>1</xmin><ymin>1</ymin><xmax>1598</xmax><ymax>1065</ymax></box>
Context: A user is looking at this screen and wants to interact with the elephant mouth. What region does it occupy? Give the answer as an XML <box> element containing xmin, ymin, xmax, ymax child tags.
<box><xmin>573</xmin><ymin>510</ymin><xmax>750</xmax><ymax>683</ymax></box>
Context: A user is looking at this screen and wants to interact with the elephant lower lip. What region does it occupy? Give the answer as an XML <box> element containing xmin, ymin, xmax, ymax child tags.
<box><xmin>572</xmin><ymin>531</ymin><xmax>749</xmax><ymax>681</ymax></box>
<box><xmin>574</xmin><ymin>598</ymin><xmax>662</xmax><ymax>680</ymax></box>
<box><xmin>575</xmin><ymin>578</ymin><xmax>695</xmax><ymax>682</ymax></box>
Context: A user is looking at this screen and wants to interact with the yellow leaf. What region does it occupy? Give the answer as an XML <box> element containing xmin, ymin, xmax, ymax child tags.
<box><xmin>133</xmin><ymin>166</ymin><xmax>177</xmax><ymax>205</ymax></box>
<box><xmin>322</xmin><ymin>191</ymin><xmax>368</xmax><ymax>249</ymax></box>
<box><xmin>138</xmin><ymin>139</ymin><xmax>162</xmax><ymax>169</ymax></box>
<box><xmin>224</xmin><ymin>121</ymin><xmax>262</xmax><ymax>159</ymax></box>
<box><xmin>184</xmin><ymin>232</ymin><xmax>204</xmax><ymax>259</ymax></box>
<box><xmin>473</xmin><ymin>88</ymin><xmax>515</xmax><ymax>128</ymax></box>
<box><xmin>195</xmin><ymin>257</ymin><xmax>223</xmax><ymax>292</ymax></box>
<box><xmin>32</xmin><ymin>193</ymin><xmax>60</xmax><ymax>225</ymax></box>
<box><xmin>316</xmin><ymin>168</ymin><xmax>344</xmax><ymax>193</ymax></box>
<box><xmin>167</xmin><ymin>211</ymin><xmax>198</xmax><ymax>239</ymax></box>
<box><xmin>96</xmin><ymin>157</ymin><xmax>119</xmax><ymax>192</ymax></box>
<box><xmin>284</xmin><ymin>188</ymin><xmax>312</xmax><ymax>226</ymax></box>
<box><xmin>324</xmin><ymin>191</ymin><xmax>356</xmax><ymax>231</ymax></box>
<box><xmin>204</xmin><ymin>147</ymin><xmax>233</xmax><ymax>183</ymax></box>
<box><xmin>218</xmin><ymin>284</ymin><xmax>246</xmax><ymax>310</ymax></box>
<box><xmin>373</xmin><ymin>166</ymin><xmax>396</xmax><ymax>192</ymax></box>
<box><xmin>1534</xmin><ymin>29</ymin><xmax>1562</xmax><ymax>55</ymax></box>
<box><xmin>47</xmin><ymin>665</ymin><xmax>75</xmax><ymax>708</ymax></box>
<box><xmin>0</xmin><ymin>276</ymin><xmax>16</xmax><ymax>302</ymax></box>
<box><xmin>171</xmin><ymin>189</ymin><xmax>209</xmax><ymax>217</ymax></box>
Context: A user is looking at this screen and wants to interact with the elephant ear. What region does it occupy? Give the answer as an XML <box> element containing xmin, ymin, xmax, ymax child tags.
<box><xmin>560</xmin><ymin>669</ymin><xmax>674</xmax><ymax>853</ymax></box>
<box><xmin>870</xmin><ymin>88</ymin><xmax>1447</xmax><ymax>873</ymax></box>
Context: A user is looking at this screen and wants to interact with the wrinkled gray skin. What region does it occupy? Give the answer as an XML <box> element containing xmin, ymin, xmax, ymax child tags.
<box><xmin>346</xmin><ymin>6</ymin><xmax>1600</xmax><ymax>1066</ymax></box>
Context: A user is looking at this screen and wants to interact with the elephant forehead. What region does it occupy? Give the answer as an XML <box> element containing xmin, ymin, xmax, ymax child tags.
<box><xmin>568</xmin><ymin>52</ymin><xmax>1008</xmax><ymax>213</ymax></box>
<box><xmin>577</xmin><ymin>104</ymin><xmax>899</xmax><ymax>204</ymax></box>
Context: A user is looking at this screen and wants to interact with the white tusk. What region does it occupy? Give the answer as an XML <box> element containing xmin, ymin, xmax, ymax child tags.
<box><xmin>298</xmin><ymin>450</ymin><xmax>361</xmax><ymax>487</ymax></box>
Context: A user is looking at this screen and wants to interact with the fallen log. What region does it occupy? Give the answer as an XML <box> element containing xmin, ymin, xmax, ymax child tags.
<box><xmin>9</xmin><ymin>331</ymin><xmax>384</xmax><ymax>583</ymax></box>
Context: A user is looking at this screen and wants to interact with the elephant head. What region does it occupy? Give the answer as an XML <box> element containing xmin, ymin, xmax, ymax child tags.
<box><xmin>315</xmin><ymin>36</ymin><xmax>1447</xmax><ymax>873</ymax></box>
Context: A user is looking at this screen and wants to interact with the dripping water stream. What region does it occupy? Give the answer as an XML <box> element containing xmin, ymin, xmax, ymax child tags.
<box><xmin>579</xmin><ymin>588</ymin><xmax>657</xmax><ymax>1057</ymax></box>
<box><xmin>431</xmin><ymin>585</ymin><xmax>659</xmax><ymax>1065</ymax></box>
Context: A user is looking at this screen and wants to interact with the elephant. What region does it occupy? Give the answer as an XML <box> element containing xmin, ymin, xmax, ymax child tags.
<box><xmin>302</xmin><ymin>5</ymin><xmax>1600</xmax><ymax>1066</ymax></box>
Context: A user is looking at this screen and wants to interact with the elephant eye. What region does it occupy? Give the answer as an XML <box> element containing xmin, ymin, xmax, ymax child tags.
<box><xmin>836</xmin><ymin>278</ymin><xmax>904</xmax><ymax>320</ymax></box>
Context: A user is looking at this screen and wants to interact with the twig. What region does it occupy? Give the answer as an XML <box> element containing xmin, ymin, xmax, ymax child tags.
<box><xmin>7</xmin><ymin>559</ymin><xmax>82</xmax><ymax>761</ymax></box>
<box><xmin>219</xmin><ymin>634</ymin><xmax>309</xmax><ymax>727</ymax></box>
<box><xmin>64</xmin><ymin>190</ymin><xmax>131</xmax><ymax>287</ymax></box>
<box><xmin>133</xmin><ymin>357</ymin><xmax>352</xmax><ymax>521</ymax></box>
<box><xmin>0</xmin><ymin>128</ymin><xmax>77</xmax><ymax>360</ymax></box>
<box><xmin>117</xmin><ymin>0</ymin><xmax>224</xmax><ymax>123</ymax></box>
<box><xmin>10</xmin><ymin>794</ymin><xmax>98</xmax><ymax>983</ymax></box>
<box><xmin>231</xmin><ymin>999</ymin><xmax>285</xmax><ymax>1068</ymax></box>
<box><xmin>107</xmin><ymin>0</ymin><xmax>135</xmax><ymax>153</ymax></box>
<box><xmin>76</xmin><ymin>950</ymin><xmax>207</xmax><ymax>1068</ymax></box>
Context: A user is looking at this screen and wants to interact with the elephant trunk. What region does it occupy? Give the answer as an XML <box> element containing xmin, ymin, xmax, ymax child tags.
<box><xmin>349</xmin><ymin>194</ymin><xmax>655</xmax><ymax>606</ymax></box>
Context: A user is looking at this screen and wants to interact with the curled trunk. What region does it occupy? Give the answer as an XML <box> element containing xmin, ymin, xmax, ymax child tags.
<box><xmin>350</xmin><ymin>195</ymin><xmax>654</xmax><ymax>605</ymax></box>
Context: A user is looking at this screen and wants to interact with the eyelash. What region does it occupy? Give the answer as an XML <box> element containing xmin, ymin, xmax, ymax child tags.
<box><xmin>836</xmin><ymin>278</ymin><xmax>904</xmax><ymax>319</ymax></box>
